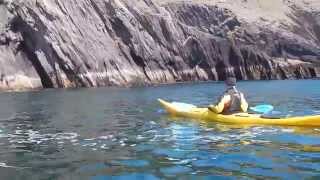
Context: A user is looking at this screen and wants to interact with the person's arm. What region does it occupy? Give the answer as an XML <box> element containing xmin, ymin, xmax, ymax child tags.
<box><xmin>208</xmin><ymin>94</ymin><xmax>230</xmax><ymax>113</ymax></box>
<box><xmin>240</xmin><ymin>93</ymin><xmax>248</xmax><ymax>112</ymax></box>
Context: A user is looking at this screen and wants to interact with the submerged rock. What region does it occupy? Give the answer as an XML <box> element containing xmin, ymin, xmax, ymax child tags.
<box><xmin>0</xmin><ymin>0</ymin><xmax>319</xmax><ymax>90</ymax></box>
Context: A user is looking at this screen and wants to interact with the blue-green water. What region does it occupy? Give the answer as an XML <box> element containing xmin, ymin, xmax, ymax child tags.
<box><xmin>0</xmin><ymin>80</ymin><xmax>320</xmax><ymax>179</ymax></box>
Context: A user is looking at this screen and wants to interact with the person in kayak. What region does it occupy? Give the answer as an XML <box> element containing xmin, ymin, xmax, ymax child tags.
<box><xmin>208</xmin><ymin>77</ymin><xmax>248</xmax><ymax>114</ymax></box>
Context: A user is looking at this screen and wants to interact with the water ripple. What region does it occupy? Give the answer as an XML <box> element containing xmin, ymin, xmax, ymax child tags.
<box><xmin>0</xmin><ymin>80</ymin><xmax>320</xmax><ymax>179</ymax></box>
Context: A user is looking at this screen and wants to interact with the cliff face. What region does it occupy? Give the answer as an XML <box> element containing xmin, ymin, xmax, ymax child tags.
<box><xmin>0</xmin><ymin>0</ymin><xmax>319</xmax><ymax>90</ymax></box>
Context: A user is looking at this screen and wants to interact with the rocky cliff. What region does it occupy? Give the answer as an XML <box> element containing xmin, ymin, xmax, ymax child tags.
<box><xmin>0</xmin><ymin>0</ymin><xmax>319</xmax><ymax>90</ymax></box>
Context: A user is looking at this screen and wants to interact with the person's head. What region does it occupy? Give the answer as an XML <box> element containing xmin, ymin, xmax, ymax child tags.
<box><xmin>225</xmin><ymin>77</ymin><xmax>236</xmax><ymax>87</ymax></box>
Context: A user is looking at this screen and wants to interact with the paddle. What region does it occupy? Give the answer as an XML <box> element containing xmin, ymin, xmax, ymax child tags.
<box><xmin>250</xmin><ymin>104</ymin><xmax>274</xmax><ymax>114</ymax></box>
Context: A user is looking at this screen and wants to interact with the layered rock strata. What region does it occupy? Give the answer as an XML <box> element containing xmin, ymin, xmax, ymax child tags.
<box><xmin>0</xmin><ymin>0</ymin><xmax>319</xmax><ymax>90</ymax></box>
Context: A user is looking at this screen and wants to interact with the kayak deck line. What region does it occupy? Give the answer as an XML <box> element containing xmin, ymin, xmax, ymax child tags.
<box><xmin>158</xmin><ymin>99</ymin><xmax>320</xmax><ymax>127</ymax></box>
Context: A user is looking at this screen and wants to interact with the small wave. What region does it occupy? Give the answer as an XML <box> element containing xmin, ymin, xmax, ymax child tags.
<box><xmin>160</xmin><ymin>165</ymin><xmax>192</xmax><ymax>175</ymax></box>
<box><xmin>166</xmin><ymin>157</ymin><xmax>180</xmax><ymax>161</ymax></box>
<box><xmin>173</xmin><ymin>159</ymin><xmax>193</xmax><ymax>165</ymax></box>
<box><xmin>112</xmin><ymin>159</ymin><xmax>150</xmax><ymax>168</ymax></box>
<box><xmin>13</xmin><ymin>113</ymin><xmax>32</xmax><ymax>121</ymax></box>
<box><xmin>6</xmin><ymin>131</ymin><xmax>79</xmax><ymax>146</ymax></box>
<box><xmin>0</xmin><ymin>162</ymin><xmax>27</xmax><ymax>169</ymax></box>
<box><xmin>98</xmin><ymin>135</ymin><xmax>114</xmax><ymax>140</ymax></box>
<box><xmin>82</xmin><ymin>143</ymin><xmax>97</xmax><ymax>147</ymax></box>
<box><xmin>100</xmin><ymin>144</ymin><xmax>109</xmax><ymax>149</ymax></box>
<box><xmin>136</xmin><ymin>135</ymin><xmax>147</xmax><ymax>140</ymax></box>
<box><xmin>203</xmin><ymin>135</ymin><xmax>229</xmax><ymax>142</ymax></box>
<box><xmin>313</xmin><ymin>110</ymin><xmax>320</xmax><ymax>114</ymax></box>
<box><xmin>0</xmin><ymin>133</ymin><xmax>8</xmax><ymax>138</ymax></box>
<box><xmin>54</xmin><ymin>133</ymin><xmax>78</xmax><ymax>140</ymax></box>
<box><xmin>249</xmin><ymin>139</ymin><xmax>272</xmax><ymax>144</ymax></box>
<box><xmin>281</xmin><ymin>128</ymin><xmax>294</xmax><ymax>133</ymax></box>
<box><xmin>251</xmin><ymin>127</ymin><xmax>280</xmax><ymax>134</ymax></box>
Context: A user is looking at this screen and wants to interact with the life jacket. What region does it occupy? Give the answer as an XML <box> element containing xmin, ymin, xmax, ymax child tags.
<box><xmin>222</xmin><ymin>87</ymin><xmax>243</xmax><ymax>114</ymax></box>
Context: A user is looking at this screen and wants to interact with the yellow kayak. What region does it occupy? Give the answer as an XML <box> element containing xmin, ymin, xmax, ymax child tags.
<box><xmin>158</xmin><ymin>99</ymin><xmax>320</xmax><ymax>127</ymax></box>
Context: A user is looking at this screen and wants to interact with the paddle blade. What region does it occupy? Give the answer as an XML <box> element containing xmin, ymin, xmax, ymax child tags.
<box><xmin>250</xmin><ymin>105</ymin><xmax>274</xmax><ymax>114</ymax></box>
